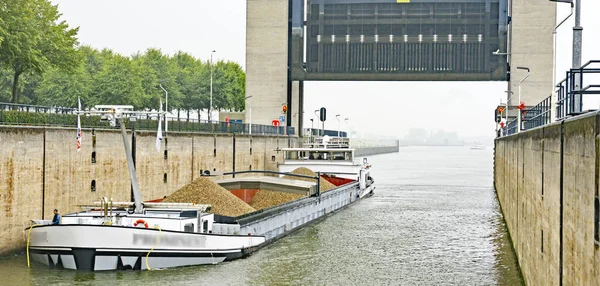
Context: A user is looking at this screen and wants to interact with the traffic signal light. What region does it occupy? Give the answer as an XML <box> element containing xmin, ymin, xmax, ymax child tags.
<box><xmin>319</xmin><ymin>107</ymin><xmax>326</xmax><ymax>121</ymax></box>
<box><xmin>495</xmin><ymin>106</ymin><xmax>504</xmax><ymax>122</ymax></box>
<box><xmin>282</xmin><ymin>105</ymin><xmax>288</xmax><ymax>113</ymax></box>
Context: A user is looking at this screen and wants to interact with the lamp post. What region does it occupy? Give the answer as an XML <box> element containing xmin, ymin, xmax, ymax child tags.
<box><xmin>313</xmin><ymin>109</ymin><xmax>319</xmax><ymax>136</ymax></box>
<box><xmin>548</xmin><ymin>0</ymin><xmax>582</xmax><ymax>68</ymax></box>
<box><xmin>502</xmin><ymin>90</ymin><xmax>515</xmax><ymax>136</ymax></box>
<box><xmin>209</xmin><ymin>50</ymin><xmax>216</xmax><ymax>122</ymax></box>
<box><xmin>517</xmin><ymin>67</ymin><xmax>531</xmax><ymax>133</ymax></box>
<box><xmin>550</xmin><ymin>0</ymin><xmax>582</xmax><ymax>115</ymax></box>
<box><xmin>335</xmin><ymin>114</ymin><xmax>341</xmax><ymax>137</ymax></box>
<box><xmin>344</xmin><ymin>118</ymin><xmax>349</xmax><ymax>138</ymax></box>
<box><xmin>504</xmin><ymin>90</ymin><xmax>514</xmax><ymax>135</ymax></box>
<box><xmin>550</xmin><ymin>0</ymin><xmax>574</xmax><ymax>122</ymax></box>
<box><xmin>245</xmin><ymin>95</ymin><xmax>252</xmax><ymax>135</ymax></box>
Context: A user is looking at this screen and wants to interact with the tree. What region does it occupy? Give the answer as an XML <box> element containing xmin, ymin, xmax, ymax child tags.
<box><xmin>173</xmin><ymin>51</ymin><xmax>201</xmax><ymax>118</ymax></box>
<box><xmin>132</xmin><ymin>48</ymin><xmax>182</xmax><ymax>111</ymax></box>
<box><xmin>211</xmin><ymin>61</ymin><xmax>246</xmax><ymax>112</ymax></box>
<box><xmin>0</xmin><ymin>0</ymin><xmax>79</xmax><ymax>104</ymax></box>
<box><xmin>36</xmin><ymin>64</ymin><xmax>91</xmax><ymax>107</ymax></box>
<box><xmin>0</xmin><ymin>16</ymin><xmax>5</xmax><ymax>46</ymax></box>
<box><xmin>91</xmin><ymin>54</ymin><xmax>144</xmax><ymax>108</ymax></box>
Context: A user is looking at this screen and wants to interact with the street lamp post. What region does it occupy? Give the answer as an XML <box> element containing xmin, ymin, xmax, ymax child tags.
<box><xmin>313</xmin><ymin>109</ymin><xmax>319</xmax><ymax>136</ymax></box>
<box><xmin>209</xmin><ymin>50</ymin><xmax>216</xmax><ymax>122</ymax></box>
<box><xmin>550</xmin><ymin>0</ymin><xmax>583</xmax><ymax>113</ymax></box>
<box><xmin>245</xmin><ymin>95</ymin><xmax>252</xmax><ymax>135</ymax></box>
<box><xmin>517</xmin><ymin>67</ymin><xmax>531</xmax><ymax>133</ymax></box>
<box><xmin>504</xmin><ymin>90</ymin><xmax>514</xmax><ymax>136</ymax></box>
<box><xmin>344</xmin><ymin>118</ymin><xmax>349</xmax><ymax>138</ymax></box>
<box><xmin>551</xmin><ymin>1</ymin><xmax>574</xmax><ymax>122</ymax></box>
<box><xmin>335</xmin><ymin>114</ymin><xmax>341</xmax><ymax>137</ymax></box>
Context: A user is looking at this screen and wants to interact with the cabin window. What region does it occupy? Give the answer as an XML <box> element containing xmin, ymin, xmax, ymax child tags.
<box><xmin>284</xmin><ymin>151</ymin><xmax>300</xmax><ymax>160</ymax></box>
<box><xmin>203</xmin><ymin>220</ymin><xmax>209</xmax><ymax>233</ymax></box>
<box><xmin>184</xmin><ymin>223</ymin><xmax>194</xmax><ymax>233</ymax></box>
<box><xmin>333</xmin><ymin>152</ymin><xmax>345</xmax><ymax>161</ymax></box>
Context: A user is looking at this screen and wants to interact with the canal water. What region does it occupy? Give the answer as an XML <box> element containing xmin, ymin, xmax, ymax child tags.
<box><xmin>0</xmin><ymin>146</ymin><xmax>522</xmax><ymax>285</ymax></box>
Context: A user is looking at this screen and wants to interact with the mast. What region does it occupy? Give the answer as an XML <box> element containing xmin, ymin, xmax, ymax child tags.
<box><xmin>119</xmin><ymin>119</ymin><xmax>143</xmax><ymax>213</ymax></box>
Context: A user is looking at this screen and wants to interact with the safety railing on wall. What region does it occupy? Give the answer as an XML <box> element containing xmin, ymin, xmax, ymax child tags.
<box><xmin>556</xmin><ymin>60</ymin><xmax>600</xmax><ymax>121</ymax></box>
<box><xmin>523</xmin><ymin>96</ymin><xmax>552</xmax><ymax>131</ymax></box>
<box><xmin>499</xmin><ymin>60</ymin><xmax>600</xmax><ymax>137</ymax></box>
<box><xmin>504</xmin><ymin>118</ymin><xmax>518</xmax><ymax>136</ymax></box>
<box><xmin>0</xmin><ymin>102</ymin><xmax>295</xmax><ymax>136</ymax></box>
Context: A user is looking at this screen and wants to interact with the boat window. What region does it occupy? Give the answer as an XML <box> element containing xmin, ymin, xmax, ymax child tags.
<box><xmin>180</xmin><ymin>210</ymin><xmax>197</xmax><ymax>218</ymax></box>
<box><xmin>286</xmin><ymin>151</ymin><xmax>298</xmax><ymax>160</ymax></box>
<box><xmin>203</xmin><ymin>220</ymin><xmax>209</xmax><ymax>233</ymax></box>
<box><xmin>333</xmin><ymin>152</ymin><xmax>346</xmax><ymax>161</ymax></box>
<box><xmin>184</xmin><ymin>223</ymin><xmax>194</xmax><ymax>233</ymax></box>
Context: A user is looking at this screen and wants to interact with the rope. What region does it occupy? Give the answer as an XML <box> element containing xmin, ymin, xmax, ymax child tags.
<box><xmin>145</xmin><ymin>225</ymin><xmax>162</xmax><ymax>270</ymax></box>
<box><xmin>26</xmin><ymin>224</ymin><xmax>42</xmax><ymax>268</ymax></box>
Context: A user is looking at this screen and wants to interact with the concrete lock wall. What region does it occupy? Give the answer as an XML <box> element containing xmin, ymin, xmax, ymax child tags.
<box><xmin>0</xmin><ymin>126</ymin><xmax>294</xmax><ymax>255</ymax></box>
<box><xmin>494</xmin><ymin>112</ymin><xmax>600</xmax><ymax>285</ymax></box>
<box><xmin>350</xmin><ymin>138</ymin><xmax>400</xmax><ymax>157</ymax></box>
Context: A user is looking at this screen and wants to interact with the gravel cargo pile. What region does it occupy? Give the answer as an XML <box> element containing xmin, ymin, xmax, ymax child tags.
<box><xmin>283</xmin><ymin>167</ymin><xmax>336</xmax><ymax>192</ymax></box>
<box><xmin>249</xmin><ymin>190</ymin><xmax>304</xmax><ymax>210</ymax></box>
<box><xmin>249</xmin><ymin>167</ymin><xmax>338</xmax><ymax>210</ymax></box>
<box><xmin>163</xmin><ymin>177</ymin><xmax>256</xmax><ymax>217</ymax></box>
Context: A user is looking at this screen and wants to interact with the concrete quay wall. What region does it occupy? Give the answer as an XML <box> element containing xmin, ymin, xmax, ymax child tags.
<box><xmin>0</xmin><ymin>126</ymin><xmax>296</xmax><ymax>255</ymax></box>
<box><xmin>350</xmin><ymin>138</ymin><xmax>399</xmax><ymax>157</ymax></box>
<box><xmin>355</xmin><ymin>146</ymin><xmax>399</xmax><ymax>157</ymax></box>
<box><xmin>494</xmin><ymin>112</ymin><xmax>600</xmax><ymax>285</ymax></box>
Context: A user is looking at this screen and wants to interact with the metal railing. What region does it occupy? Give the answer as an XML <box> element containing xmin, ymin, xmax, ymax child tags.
<box><xmin>556</xmin><ymin>60</ymin><xmax>600</xmax><ymax>120</ymax></box>
<box><xmin>305</xmin><ymin>128</ymin><xmax>347</xmax><ymax>138</ymax></box>
<box><xmin>499</xmin><ymin>60</ymin><xmax>600</xmax><ymax>137</ymax></box>
<box><xmin>504</xmin><ymin>118</ymin><xmax>518</xmax><ymax>136</ymax></box>
<box><xmin>0</xmin><ymin>102</ymin><xmax>295</xmax><ymax>136</ymax></box>
<box><xmin>523</xmin><ymin>95</ymin><xmax>552</xmax><ymax>130</ymax></box>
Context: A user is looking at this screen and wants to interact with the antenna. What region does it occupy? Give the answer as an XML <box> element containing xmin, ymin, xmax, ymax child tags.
<box><xmin>76</xmin><ymin>102</ymin><xmax>164</xmax><ymax>213</ymax></box>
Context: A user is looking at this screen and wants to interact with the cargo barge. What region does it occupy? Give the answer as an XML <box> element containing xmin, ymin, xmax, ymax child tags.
<box><xmin>25</xmin><ymin>106</ymin><xmax>374</xmax><ymax>271</ymax></box>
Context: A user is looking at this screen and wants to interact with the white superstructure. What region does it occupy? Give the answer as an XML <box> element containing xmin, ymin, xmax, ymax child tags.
<box><xmin>278</xmin><ymin>136</ymin><xmax>370</xmax><ymax>180</ymax></box>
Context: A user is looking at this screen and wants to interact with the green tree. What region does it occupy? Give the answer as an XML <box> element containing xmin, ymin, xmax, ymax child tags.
<box><xmin>36</xmin><ymin>64</ymin><xmax>91</xmax><ymax>107</ymax></box>
<box><xmin>211</xmin><ymin>60</ymin><xmax>246</xmax><ymax>112</ymax></box>
<box><xmin>18</xmin><ymin>73</ymin><xmax>42</xmax><ymax>104</ymax></box>
<box><xmin>133</xmin><ymin>48</ymin><xmax>182</xmax><ymax>111</ymax></box>
<box><xmin>0</xmin><ymin>0</ymin><xmax>79</xmax><ymax>104</ymax></box>
<box><xmin>91</xmin><ymin>54</ymin><xmax>144</xmax><ymax>108</ymax></box>
<box><xmin>0</xmin><ymin>16</ymin><xmax>5</xmax><ymax>46</ymax></box>
<box><xmin>0</xmin><ymin>67</ymin><xmax>12</xmax><ymax>102</ymax></box>
<box><xmin>173</xmin><ymin>51</ymin><xmax>199</xmax><ymax>118</ymax></box>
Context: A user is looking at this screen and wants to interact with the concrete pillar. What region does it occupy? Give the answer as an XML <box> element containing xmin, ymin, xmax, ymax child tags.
<box><xmin>507</xmin><ymin>1</ymin><xmax>556</xmax><ymax>112</ymax></box>
<box><xmin>246</xmin><ymin>0</ymin><xmax>289</xmax><ymax>127</ymax></box>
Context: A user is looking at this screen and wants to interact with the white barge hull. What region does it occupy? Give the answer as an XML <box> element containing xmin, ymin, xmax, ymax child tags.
<box><xmin>27</xmin><ymin>225</ymin><xmax>265</xmax><ymax>271</ymax></box>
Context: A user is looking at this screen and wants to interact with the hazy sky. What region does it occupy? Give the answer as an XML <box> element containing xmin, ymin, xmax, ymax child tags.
<box><xmin>49</xmin><ymin>0</ymin><xmax>600</xmax><ymax>138</ymax></box>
